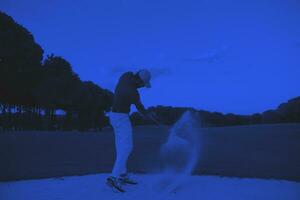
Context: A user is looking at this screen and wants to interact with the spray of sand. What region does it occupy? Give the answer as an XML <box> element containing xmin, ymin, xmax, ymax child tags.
<box><xmin>152</xmin><ymin>111</ymin><xmax>201</xmax><ymax>199</ymax></box>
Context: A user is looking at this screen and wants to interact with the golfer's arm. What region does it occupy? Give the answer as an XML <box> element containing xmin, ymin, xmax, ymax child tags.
<box><xmin>135</xmin><ymin>101</ymin><xmax>147</xmax><ymax>116</ymax></box>
<box><xmin>134</xmin><ymin>93</ymin><xmax>147</xmax><ymax>116</ymax></box>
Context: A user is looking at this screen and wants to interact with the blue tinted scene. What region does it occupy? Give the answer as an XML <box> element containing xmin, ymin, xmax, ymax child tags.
<box><xmin>0</xmin><ymin>1</ymin><xmax>300</xmax><ymax>199</ymax></box>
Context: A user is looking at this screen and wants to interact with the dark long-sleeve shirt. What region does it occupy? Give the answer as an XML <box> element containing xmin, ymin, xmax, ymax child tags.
<box><xmin>112</xmin><ymin>72</ymin><xmax>147</xmax><ymax>114</ymax></box>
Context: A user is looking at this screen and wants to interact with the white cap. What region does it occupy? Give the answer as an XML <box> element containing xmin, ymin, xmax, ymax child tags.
<box><xmin>138</xmin><ymin>69</ymin><xmax>151</xmax><ymax>88</ymax></box>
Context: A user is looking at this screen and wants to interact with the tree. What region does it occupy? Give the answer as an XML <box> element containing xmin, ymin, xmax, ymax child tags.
<box><xmin>0</xmin><ymin>11</ymin><xmax>43</xmax><ymax>106</ymax></box>
<box><xmin>73</xmin><ymin>81</ymin><xmax>113</xmax><ymax>131</ymax></box>
<box><xmin>32</xmin><ymin>54</ymin><xmax>80</xmax><ymax>129</ymax></box>
<box><xmin>277</xmin><ymin>97</ymin><xmax>300</xmax><ymax>122</ymax></box>
<box><xmin>0</xmin><ymin>11</ymin><xmax>43</xmax><ymax>130</ymax></box>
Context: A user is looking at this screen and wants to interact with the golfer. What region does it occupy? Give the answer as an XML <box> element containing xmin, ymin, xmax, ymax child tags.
<box><xmin>106</xmin><ymin>69</ymin><xmax>153</xmax><ymax>191</ymax></box>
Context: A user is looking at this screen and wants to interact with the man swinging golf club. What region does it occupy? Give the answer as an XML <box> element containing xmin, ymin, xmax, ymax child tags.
<box><xmin>106</xmin><ymin>69</ymin><xmax>155</xmax><ymax>192</ymax></box>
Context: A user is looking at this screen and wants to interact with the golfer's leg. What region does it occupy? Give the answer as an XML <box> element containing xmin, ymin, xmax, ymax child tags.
<box><xmin>119</xmin><ymin>116</ymin><xmax>133</xmax><ymax>174</ymax></box>
<box><xmin>110</xmin><ymin>113</ymin><xmax>121</xmax><ymax>177</ymax></box>
<box><xmin>111</xmin><ymin>115</ymin><xmax>133</xmax><ymax>177</ymax></box>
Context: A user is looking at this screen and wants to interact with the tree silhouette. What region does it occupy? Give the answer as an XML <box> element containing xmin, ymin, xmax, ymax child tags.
<box><xmin>0</xmin><ymin>11</ymin><xmax>299</xmax><ymax>131</ymax></box>
<box><xmin>72</xmin><ymin>81</ymin><xmax>113</xmax><ymax>131</ymax></box>
<box><xmin>0</xmin><ymin>12</ymin><xmax>113</xmax><ymax>131</ymax></box>
<box><xmin>0</xmin><ymin>11</ymin><xmax>43</xmax><ymax>130</ymax></box>
<box><xmin>131</xmin><ymin>97</ymin><xmax>300</xmax><ymax>127</ymax></box>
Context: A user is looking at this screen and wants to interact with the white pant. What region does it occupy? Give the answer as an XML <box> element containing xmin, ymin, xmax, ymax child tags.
<box><xmin>109</xmin><ymin>112</ymin><xmax>133</xmax><ymax>177</ymax></box>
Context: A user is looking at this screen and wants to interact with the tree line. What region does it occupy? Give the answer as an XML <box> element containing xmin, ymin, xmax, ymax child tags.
<box><xmin>0</xmin><ymin>12</ymin><xmax>113</xmax><ymax>131</ymax></box>
<box><xmin>131</xmin><ymin>96</ymin><xmax>300</xmax><ymax>127</ymax></box>
<box><xmin>1</xmin><ymin>11</ymin><xmax>299</xmax><ymax>131</ymax></box>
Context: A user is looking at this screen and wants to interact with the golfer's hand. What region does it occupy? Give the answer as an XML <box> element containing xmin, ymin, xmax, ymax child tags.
<box><xmin>145</xmin><ymin>111</ymin><xmax>159</xmax><ymax>124</ymax></box>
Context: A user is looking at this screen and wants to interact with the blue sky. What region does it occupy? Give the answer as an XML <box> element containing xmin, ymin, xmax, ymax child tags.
<box><xmin>1</xmin><ymin>0</ymin><xmax>299</xmax><ymax>114</ymax></box>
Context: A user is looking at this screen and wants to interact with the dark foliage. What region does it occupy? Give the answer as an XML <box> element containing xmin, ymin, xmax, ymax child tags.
<box><xmin>0</xmin><ymin>12</ymin><xmax>299</xmax><ymax>131</ymax></box>
<box><xmin>131</xmin><ymin>97</ymin><xmax>300</xmax><ymax>127</ymax></box>
<box><xmin>0</xmin><ymin>12</ymin><xmax>113</xmax><ymax>131</ymax></box>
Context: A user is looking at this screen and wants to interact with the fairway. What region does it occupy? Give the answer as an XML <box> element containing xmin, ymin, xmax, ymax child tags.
<box><xmin>0</xmin><ymin>123</ymin><xmax>300</xmax><ymax>182</ymax></box>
